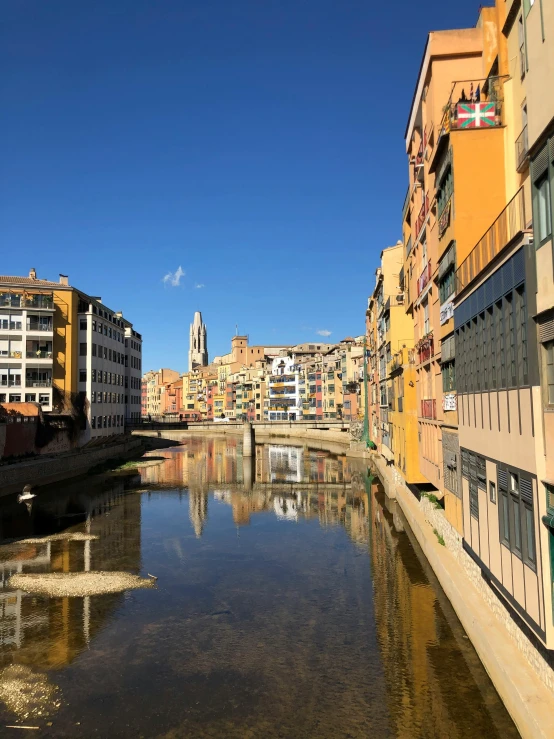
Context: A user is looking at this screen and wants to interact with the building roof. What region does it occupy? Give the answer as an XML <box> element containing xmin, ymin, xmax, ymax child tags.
<box><xmin>0</xmin><ymin>275</ymin><xmax>65</xmax><ymax>288</ymax></box>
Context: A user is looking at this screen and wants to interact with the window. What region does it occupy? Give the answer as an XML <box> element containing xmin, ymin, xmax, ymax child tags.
<box><xmin>91</xmin><ymin>416</ymin><xmax>96</xmax><ymax>429</ymax></box>
<box><xmin>442</xmin><ymin>360</ymin><xmax>455</xmax><ymax>392</ymax></box>
<box><xmin>80</xmin><ymin>319</ymin><xmax>87</xmax><ymax>330</ymax></box>
<box><xmin>79</xmin><ymin>370</ymin><xmax>87</xmax><ymax>383</ymax></box>
<box><xmin>92</xmin><ymin>369</ymin><xmax>96</xmax><ymax>382</ymax></box>
<box><xmin>9</xmin><ymin>394</ymin><xmax>21</xmax><ymax>402</ymax></box>
<box><xmin>92</xmin><ymin>343</ymin><xmax>97</xmax><ymax>357</ymax></box>
<box><xmin>498</xmin><ymin>466</ymin><xmax>536</xmax><ymax>567</ymax></box>
<box><xmin>489</xmin><ymin>481</ymin><xmax>496</xmax><ymax>504</ymax></box>
<box><xmin>92</xmin><ymin>320</ymin><xmax>96</xmax><ymax>332</ymax></box>
<box><xmin>536</xmin><ymin>174</ymin><xmax>552</xmax><ymax>245</ymax></box>
<box><xmin>25</xmin><ymin>393</ymin><xmax>36</xmax><ymax>402</ymax></box>
<box><xmin>423</xmin><ymin>299</ymin><xmax>430</xmax><ymax>335</ymax></box>
<box><xmin>545</xmin><ymin>341</ymin><xmax>554</xmax><ymax>404</ymax></box>
<box><xmin>39</xmin><ymin>394</ymin><xmax>49</xmax><ymax>405</ymax></box>
<box><xmin>79</xmin><ymin>343</ymin><xmax>87</xmax><ymax>356</ymax></box>
<box><xmin>439</xmin><ymin>267</ymin><xmax>455</xmax><ymax>304</ymax></box>
<box><xmin>92</xmin><ymin>391</ymin><xmax>96</xmax><ymax>402</ymax></box>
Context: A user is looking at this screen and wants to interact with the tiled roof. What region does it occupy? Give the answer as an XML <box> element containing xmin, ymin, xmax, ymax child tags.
<box><xmin>0</xmin><ymin>275</ymin><xmax>65</xmax><ymax>288</ymax></box>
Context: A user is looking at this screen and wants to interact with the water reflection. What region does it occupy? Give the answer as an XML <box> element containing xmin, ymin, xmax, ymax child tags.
<box><xmin>0</xmin><ymin>439</ymin><xmax>518</xmax><ymax>737</ymax></box>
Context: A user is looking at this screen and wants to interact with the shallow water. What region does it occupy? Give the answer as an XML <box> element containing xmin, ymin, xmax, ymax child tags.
<box><xmin>0</xmin><ymin>436</ymin><xmax>519</xmax><ymax>737</ymax></box>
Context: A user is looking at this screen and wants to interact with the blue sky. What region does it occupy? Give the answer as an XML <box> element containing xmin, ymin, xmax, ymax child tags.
<box><xmin>1</xmin><ymin>0</ymin><xmax>479</xmax><ymax>372</ymax></box>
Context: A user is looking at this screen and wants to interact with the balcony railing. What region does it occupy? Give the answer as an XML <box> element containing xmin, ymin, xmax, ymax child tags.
<box><xmin>515</xmin><ymin>125</ymin><xmax>529</xmax><ymax>172</ymax></box>
<box><xmin>415</xmin><ymin>193</ymin><xmax>429</xmax><ymax>241</ymax></box>
<box><xmin>26</xmin><ymin>379</ymin><xmax>52</xmax><ymax>388</ymax></box>
<box><xmin>26</xmin><ymin>350</ymin><xmax>53</xmax><ymax>359</ymax></box>
<box><xmin>0</xmin><ymin>351</ymin><xmax>23</xmax><ymax>358</ymax></box>
<box><xmin>402</xmin><ymin>186</ymin><xmax>410</xmax><ymax>221</ymax></box>
<box><xmin>418</xmin><ymin>336</ymin><xmax>434</xmax><ymax>364</ymax></box>
<box><xmin>417</xmin><ymin>261</ymin><xmax>432</xmax><ymax>296</ymax></box>
<box><xmin>456</xmin><ymin>187</ymin><xmax>526</xmax><ymax>293</ymax></box>
<box><xmin>27</xmin><ymin>322</ymin><xmax>53</xmax><ymax>332</ymax></box>
<box><xmin>437</xmin><ymin>77</ymin><xmax>506</xmax><ymax>146</ymax></box>
<box><xmin>421</xmin><ymin>399</ymin><xmax>437</xmax><ymax>419</ymax></box>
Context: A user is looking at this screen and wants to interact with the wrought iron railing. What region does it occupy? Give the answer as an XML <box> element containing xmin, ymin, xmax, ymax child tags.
<box><xmin>515</xmin><ymin>125</ymin><xmax>529</xmax><ymax>172</ymax></box>
<box><xmin>456</xmin><ymin>187</ymin><xmax>526</xmax><ymax>293</ymax></box>
<box><xmin>417</xmin><ymin>261</ymin><xmax>432</xmax><ymax>296</ymax></box>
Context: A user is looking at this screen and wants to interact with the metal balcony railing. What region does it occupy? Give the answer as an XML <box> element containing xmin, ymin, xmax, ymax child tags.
<box><xmin>27</xmin><ymin>322</ymin><xmax>53</xmax><ymax>332</ymax></box>
<box><xmin>515</xmin><ymin>125</ymin><xmax>529</xmax><ymax>172</ymax></box>
<box><xmin>456</xmin><ymin>187</ymin><xmax>526</xmax><ymax>293</ymax></box>
<box><xmin>26</xmin><ymin>350</ymin><xmax>53</xmax><ymax>359</ymax></box>
<box><xmin>421</xmin><ymin>399</ymin><xmax>436</xmax><ymax>419</ymax></box>
<box><xmin>417</xmin><ymin>261</ymin><xmax>432</xmax><ymax>296</ymax></box>
<box><xmin>437</xmin><ymin>76</ymin><xmax>507</xmax><ymax>145</ymax></box>
<box><xmin>415</xmin><ymin>193</ymin><xmax>429</xmax><ymax>241</ymax></box>
<box><xmin>418</xmin><ymin>336</ymin><xmax>434</xmax><ymax>364</ymax></box>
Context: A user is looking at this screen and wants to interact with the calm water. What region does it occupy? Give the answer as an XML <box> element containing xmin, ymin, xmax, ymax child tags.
<box><xmin>0</xmin><ymin>436</ymin><xmax>519</xmax><ymax>738</ymax></box>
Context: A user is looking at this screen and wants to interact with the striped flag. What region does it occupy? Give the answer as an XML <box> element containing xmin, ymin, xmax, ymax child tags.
<box><xmin>456</xmin><ymin>102</ymin><xmax>496</xmax><ymax>128</ymax></box>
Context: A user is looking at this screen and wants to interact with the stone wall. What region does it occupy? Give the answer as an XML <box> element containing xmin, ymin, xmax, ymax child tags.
<box><xmin>441</xmin><ymin>428</ymin><xmax>461</xmax><ymax>498</ymax></box>
<box><xmin>0</xmin><ymin>437</ymin><xmax>143</xmax><ymax>496</ymax></box>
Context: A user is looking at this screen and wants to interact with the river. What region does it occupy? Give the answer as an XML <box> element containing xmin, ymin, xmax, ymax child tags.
<box><xmin>0</xmin><ymin>436</ymin><xmax>519</xmax><ymax>737</ymax></box>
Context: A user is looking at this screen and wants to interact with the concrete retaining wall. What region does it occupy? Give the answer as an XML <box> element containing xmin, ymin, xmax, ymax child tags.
<box><xmin>370</xmin><ymin>452</ymin><xmax>554</xmax><ymax>739</ymax></box>
<box><xmin>0</xmin><ymin>437</ymin><xmax>143</xmax><ymax>496</ymax></box>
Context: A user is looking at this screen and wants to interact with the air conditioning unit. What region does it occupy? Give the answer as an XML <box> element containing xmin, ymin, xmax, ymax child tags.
<box><xmin>395</xmin><ymin>294</ymin><xmax>405</xmax><ymax>304</ymax></box>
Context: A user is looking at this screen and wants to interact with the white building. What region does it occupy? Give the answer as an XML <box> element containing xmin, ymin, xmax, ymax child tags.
<box><xmin>0</xmin><ymin>273</ymin><xmax>57</xmax><ymax>410</ymax></box>
<box><xmin>77</xmin><ymin>294</ymin><xmax>142</xmax><ymax>442</ymax></box>
<box><xmin>266</xmin><ymin>355</ymin><xmax>303</xmax><ymax>421</ymax></box>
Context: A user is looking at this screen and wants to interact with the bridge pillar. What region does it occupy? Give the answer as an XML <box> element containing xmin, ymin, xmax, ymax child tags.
<box><xmin>243</xmin><ymin>421</ymin><xmax>254</xmax><ymax>457</ymax></box>
<box><xmin>243</xmin><ymin>456</ymin><xmax>254</xmax><ymax>492</ymax></box>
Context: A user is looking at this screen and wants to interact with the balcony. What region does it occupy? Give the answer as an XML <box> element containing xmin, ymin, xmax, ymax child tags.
<box><xmin>456</xmin><ymin>187</ymin><xmax>526</xmax><ymax>293</ymax></box>
<box><xmin>420</xmin><ymin>399</ymin><xmax>437</xmax><ymax>420</ymax></box>
<box><xmin>418</xmin><ymin>335</ymin><xmax>434</xmax><ymax>364</ymax></box>
<box><xmin>515</xmin><ymin>125</ymin><xmax>529</xmax><ymax>172</ymax></box>
<box><xmin>417</xmin><ymin>261</ymin><xmax>432</xmax><ymax>296</ymax></box>
<box><xmin>0</xmin><ymin>350</ymin><xmax>23</xmax><ymax>359</ymax></box>
<box><xmin>437</xmin><ymin>77</ymin><xmax>506</xmax><ymax>146</ymax></box>
<box><xmin>27</xmin><ymin>321</ymin><xmax>53</xmax><ymax>332</ymax></box>
<box><xmin>0</xmin><ymin>292</ymin><xmax>54</xmax><ymax>310</ymax></box>
<box><xmin>402</xmin><ymin>186</ymin><xmax>411</xmax><ymax>222</ymax></box>
<box><xmin>415</xmin><ymin>193</ymin><xmax>429</xmax><ymax>241</ymax></box>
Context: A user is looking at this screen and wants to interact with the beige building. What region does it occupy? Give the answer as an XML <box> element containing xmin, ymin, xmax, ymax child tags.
<box><xmin>451</xmin><ymin>0</ymin><xmax>554</xmax><ymax>649</ymax></box>
<box><xmin>142</xmin><ymin>368</ymin><xmax>180</xmax><ymax>418</ymax></box>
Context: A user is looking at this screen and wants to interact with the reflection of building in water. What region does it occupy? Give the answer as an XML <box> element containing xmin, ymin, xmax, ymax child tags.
<box><xmin>273</xmin><ymin>492</ymin><xmax>307</xmax><ymax>521</ymax></box>
<box><xmin>268</xmin><ymin>445</ymin><xmax>303</xmax><ymax>483</ymax></box>
<box><xmin>369</xmin><ymin>486</ymin><xmax>510</xmax><ymax>737</ymax></box>
<box><xmin>189</xmin><ymin>489</ymin><xmax>208</xmax><ymax>538</ymax></box>
<box><xmin>0</xmin><ymin>479</ymin><xmax>142</xmax><ymax>670</ymax></box>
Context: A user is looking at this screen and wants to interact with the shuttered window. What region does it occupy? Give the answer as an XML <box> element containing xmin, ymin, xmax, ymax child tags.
<box><xmin>497</xmin><ymin>465</ymin><xmax>536</xmax><ymax>567</ymax></box>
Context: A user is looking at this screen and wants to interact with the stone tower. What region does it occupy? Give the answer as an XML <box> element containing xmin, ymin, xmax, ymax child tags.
<box><xmin>189</xmin><ymin>311</ymin><xmax>208</xmax><ymax>371</ymax></box>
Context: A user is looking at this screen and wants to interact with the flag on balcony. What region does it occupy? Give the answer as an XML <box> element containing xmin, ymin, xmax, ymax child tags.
<box><xmin>456</xmin><ymin>102</ymin><xmax>496</xmax><ymax>128</ymax></box>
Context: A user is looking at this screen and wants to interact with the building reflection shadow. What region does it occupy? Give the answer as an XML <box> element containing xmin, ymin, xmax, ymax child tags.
<box><xmin>0</xmin><ymin>477</ymin><xmax>142</xmax><ymax>671</ymax></box>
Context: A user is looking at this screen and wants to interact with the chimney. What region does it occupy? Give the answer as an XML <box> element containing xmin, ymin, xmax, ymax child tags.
<box><xmin>59</xmin><ymin>274</ymin><xmax>69</xmax><ymax>286</ymax></box>
<box><xmin>29</xmin><ymin>268</ymin><xmax>36</xmax><ymax>280</ymax></box>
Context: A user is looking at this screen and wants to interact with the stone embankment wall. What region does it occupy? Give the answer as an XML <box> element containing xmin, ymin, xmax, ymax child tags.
<box><xmin>0</xmin><ymin>437</ymin><xmax>143</xmax><ymax>496</ymax></box>
<box><xmin>370</xmin><ymin>452</ymin><xmax>554</xmax><ymax>739</ymax></box>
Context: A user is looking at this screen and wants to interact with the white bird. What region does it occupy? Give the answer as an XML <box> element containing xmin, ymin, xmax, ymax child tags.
<box><xmin>18</xmin><ymin>485</ymin><xmax>36</xmax><ymax>504</ymax></box>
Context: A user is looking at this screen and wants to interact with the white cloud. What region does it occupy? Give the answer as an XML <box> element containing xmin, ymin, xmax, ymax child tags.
<box><xmin>194</xmin><ymin>283</ymin><xmax>205</xmax><ymax>289</ymax></box>
<box><xmin>162</xmin><ymin>266</ymin><xmax>185</xmax><ymax>287</ymax></box>
<box><xmin>316</xmin><ymin>329</ymin><xmax>332</xmax><ymax>337</ymax></box>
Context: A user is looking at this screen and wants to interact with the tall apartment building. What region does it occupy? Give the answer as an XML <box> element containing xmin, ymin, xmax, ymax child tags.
<box><xmin>367</xmin><ymin>243</ymin><xmax>424</xmax><ymax>485</ymax></box>
<box><xmin>0</xmin><ymin>271</ymin><xmax>142</xmax><ymax>443</ymax></box>
<box><xmin>0</xmin><ymin>271</ymin><xmax>58</xmax><ymax>410</ymax></box>
<box><xmin>404</xmin><ymin>15</ymin><xmax>513</xmax><ymax>530</ymax></box>
<box><xmin>451</xmin><ymin>0</ymin><xmax>554</xmax><ymax>650</ymax></box>
<box><xmin>77</xmin><ymin>294</ymin><xmax>143</xmax><ymax>440</ymax></box>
